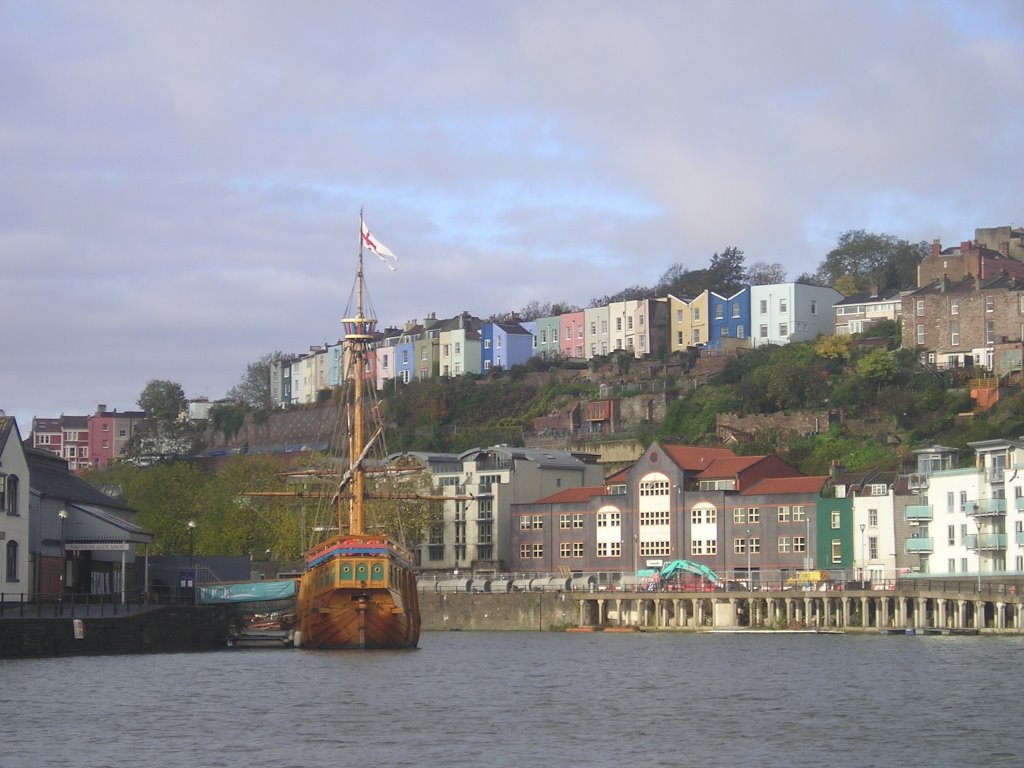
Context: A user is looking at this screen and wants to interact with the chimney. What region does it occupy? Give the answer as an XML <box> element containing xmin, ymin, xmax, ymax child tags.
<box><xmin>931</xmin><ymin>238</ymin><xmax>941</xmax><ymax>257</ymax></box>
<box><xmin>1000</xmin><ymin>241</ymin><xmax>1009</xmax><ymax>257</ymax></box>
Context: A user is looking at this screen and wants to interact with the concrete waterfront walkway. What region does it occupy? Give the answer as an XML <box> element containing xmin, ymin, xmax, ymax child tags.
<box><xmin>575</xmin><ymin>585</ymin><xmax>1024</xmax><ymax>633</ymax></box>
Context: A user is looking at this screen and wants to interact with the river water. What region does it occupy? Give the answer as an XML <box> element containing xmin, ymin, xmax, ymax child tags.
<box><xmin>2</xmin><ymin>631</ymin><xmax>1022</xmax><ymax>768</ymax></box>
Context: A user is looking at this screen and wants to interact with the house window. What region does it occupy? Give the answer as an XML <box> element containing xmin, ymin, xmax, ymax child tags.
<box><xmin>778</xmin><ymin>506</ymin><xmax>790</xmax><ymax>522</ymax></box>
<box><xmin>715</xmin><ymin>305</ymin><xmax>724</xmax><ymax>319</ymax></box>
<box><xmin>779</xmin><ymin>298</ymin><xmax>788</xmax><ymax>313</ymax></box>
<box><xmin>734</xmin><ymin>538</ymin><xmax>747</xmax><ymax>554</ymax></box>
<box><xmin>831</xmin><ymin>540</ymin><xmax>842</xmax><ymax>564</ymax></box>
<box><xmin>985</xmin><ymin>296</ymin><xmax>994</xmax><ymax>313</ymax></box>
<box><xmin>532</xmin><ymin>543</ymin><xmax>543</xmax><ymax>558</ymax></box>
<box><xmin>597</xmin><ymin>511</ymin><xmax>621</xmax><ymax>527</ymax></box>
<box><xmin>640</xmin><ymin>510</ymin><xmax>670</xmax><ymax>526</ymax></box>
<box><xmin>560</xmin><ymin>543</ymin><xmax>571</xmax><ymax>558</ymax></box>
<box><xmin>692</xmin><ymin>307</ymin><xmax>701</xmax><ymax>321</ymax></box>
<box><xmin>869</xmin><ymin>508</ymin><xmax>878</xmax><ymax>526</ymax></box>
<box><xmin>779</xmin><ymin>323</ymin><xmax>788</xmax><ymax>337</ymax></box>
<box><xmin>950</xmin><ymin>298</ymin><xmax>959</xmax><ymax>315</ymax></box>
<box><xmin>748</xmin><ymin>507</ymin><xmax>759</xmax><ymax>523</ymax></box>
<box><xmin>734</xmin><ymin>508</ymin><xmax>747</xmax><ymax>524</ymax></box>
<box><xmin>810</xmin><ymin>300</ymin><xmax>818</xmax><ymax>316</ymax></box>
<box><xmin>916</xmin><ymin>300</ymin><xmax>925</xmax><ymax>317</ymax></box>
<box><xmin>916</xmin><ymin>324</ymin><xmax>925</xmax><ymax>346</ymax></box>
<box><xmin>4</xmin><ymin>540</ymin><xmax>17</xmax><ymax>581</ymax></box>
<box><xmin>749</xmin><ymin>537</ymin><xmax>760</xmax><ymax>553</ymax></box>
<box><xmin>792</xmin><ymin>506</ymin><xmax>805</xmax><ymax>522</ymax></box>
<box><xmin>831</xmin><ymin>511</ymin><xmax>841</xmax><ymax>529</ymax></box>
<box><xmin>737</xmin><ymin>325</ymin><xmax>745</xmax><ymax>339</ymax></box>
<box><xmin>868</xmin><ymin>536</ymin><xmax>878</xmax><ymax>559</ymax></box>
<box><xmin>732</xmin><ymin>302</ymin><xmax>741</xmax><ymax>318</ymax></box>
<box><xmin>759</xmin><ymin>299</ymin><xmax>768</xmax><ymax>314</ymax></box>
<box><xmin>759</xmin><ymin>324</ymin><xmax>768</xmax><ymax>338</ymax></box>
<box><xmin>2</xmin><ymin>475</ymin><xmax>18</xmax><ymax>516</ymax></box>
<box><xmin>639</xmin><ymin>480</ymin><xmax>670</xmax><ymax>496</ymax></box>
<box><xmin>951</xmin><ymin>321</ymin><xmax>959</xmax><ymax>346</ymax></box>
<box><xmin>778</xmin><ymin>536</ymin><xmax>790</xmax><ymax>553</ymax></box>
<box><xmin>454</xmin><ymin>342</ymin><xmax>460</xmax><ymax>354</ymax></box>
<box><xmin>597</xmin><ymin>541</ymin><xmax>622</xmax><ymax>557</ymax></box>
<box><xmin>573</xmin><ymin>542</ymin><xmax>583</xmax><ymax>558</ymax></box>
<box><xmin>794</xmin><ymin>536</ymin><xmax>806</xmax><ymax>553</ymax></box>
<box><xmin>986</xmin><ymin>321</ymin><xmax>995</xmax><ymax>344</ymax></box>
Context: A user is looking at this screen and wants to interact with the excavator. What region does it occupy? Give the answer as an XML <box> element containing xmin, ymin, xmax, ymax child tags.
<box><xmin>637</xmin><ymin>559</ymin><xmax>722</xmax><ymax>591</ymax></box>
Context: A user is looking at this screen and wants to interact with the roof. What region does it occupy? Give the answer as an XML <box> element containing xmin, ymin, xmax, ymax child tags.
<box><xmin>25</xmin><ymin>446</ymin><xmax>134</xmax><ymax>511</ymax></box>
<box><xmin>661</xmin><ymin>444</ymin><xmax>736</xmax><ymax>472</ymax></box>
<box><xmin>695</xmin><ymin>455</ymin><xmax>766</xmax><ymax>479</ymax></box>
<box><xmin>532</xmin><ymin>486</ymin><xmax>608</xmax><ymax>504</ymax></box>
<box><xmin>68</xmin><ymin>502</ymin><xmax>154</xmax><ymax>544</ymax></box>
<box><xmin>742</xmin><ymin>476</ymin><xmax>828</xmax><ymax>496</ymax></box>
<box><xmin>0</xmin><ymin>415</ymin><xmax>14</xmax><ymax>447</ymax></box>
<box><xmin>834</xmin><ymin>289</ymin><xmax>902</xmax><ymax>306</ymax></box>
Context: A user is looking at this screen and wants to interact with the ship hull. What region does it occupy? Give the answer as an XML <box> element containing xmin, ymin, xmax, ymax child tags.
<box><xmin>296</xmin><ymin>535</ymin><xmax>420</xmax><ymax>650</ymax></box>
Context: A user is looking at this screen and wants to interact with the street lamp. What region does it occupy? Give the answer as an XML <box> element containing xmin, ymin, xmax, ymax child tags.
<box><xmin>805</xmin><ymin>514</ymin><xmax>812</xmax><ymax>571</ymax></box>
<box><xmin>187</xmin><ymin>520</ymin><xmax>197</xmax><ymax>593</ymax></box>
<box><xmin>746</xmin><ymin>527</ymin><xmax>752</xmax><ymax>587</ymax></box>
<box><xmin>974</xmin><ymin>515</ymin><xmax>983</xmax><ymax>594</ymax></box>
<box><xmin>859</xmin><ymin>523</ymin><xmax>866</xmax><ymax>585</ymax></box>
<box><xmin>58</xmin><ymin>510</ymin><xmax>68</xmax><ymax>602</ymax></box>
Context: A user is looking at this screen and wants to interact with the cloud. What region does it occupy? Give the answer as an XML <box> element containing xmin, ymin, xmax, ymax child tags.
<box><xmin>2</xmin><ymin>0</ymin><xmax>1023</xmax><ymax>428</ymax></box>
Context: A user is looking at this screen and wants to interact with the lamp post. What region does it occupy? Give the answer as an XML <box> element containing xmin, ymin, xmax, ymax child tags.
<box><xmin>187</xmin><ymin>520</ymin><xmax>196</xmax><ymax>601</ymax></box>
<box><xmin>974</xmin><ymin>515</ymin><xmax>983</xmax><ymax>594</ymax></box>
<box><xmin>859</xmin><ymin>523</ymin><xmax>866</xmax><ymax>585</ymax></box>
<box><xmin>746</xmin><ymin>528</ymin><xmax>752</xmax><ymax>587</ymax></box>
<box><xmin>58</xmin><ymin>510</ymin><xmax>68</xmax><ymax>602</ymax></box>
<box><xmin>746</xmin><ymin>527</ymin><xmax>753</xmax><ymax>627</ymax></box>
<box><xmin>805</xmin><ymin>513</ymin><xmax>812</xmax><ymax>571</ymax></box>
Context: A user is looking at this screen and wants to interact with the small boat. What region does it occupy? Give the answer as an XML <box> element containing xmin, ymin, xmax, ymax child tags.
<box><xmin>293</xmin><ymin>214</ymin><xmax>421</xmax><ymax>650</ymax></box>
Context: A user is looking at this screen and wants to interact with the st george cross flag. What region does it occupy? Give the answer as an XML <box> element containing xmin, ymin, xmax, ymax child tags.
<box><xmin>361</xmin><ymin>221</ymin><xmax>398</xmax><ymax>271</ymax></box>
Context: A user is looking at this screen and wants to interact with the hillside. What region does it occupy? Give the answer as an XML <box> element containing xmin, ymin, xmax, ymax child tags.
<box><xmin>204</xmin><ymin>335</ymin><xmax>1024</xmax><ymax>475</ymax></box>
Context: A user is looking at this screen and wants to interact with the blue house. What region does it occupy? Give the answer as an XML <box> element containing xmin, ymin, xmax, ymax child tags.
<box><xmin>706</xmin><ymin>288</ymin><xmax>751</xmax><ymax>349</ymax></box>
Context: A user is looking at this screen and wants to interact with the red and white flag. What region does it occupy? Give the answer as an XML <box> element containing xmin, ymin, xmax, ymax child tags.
<box><xmin>361</xmin><ymin>221</ymin><xmax>398</xmax><ymax>271</ymax></box>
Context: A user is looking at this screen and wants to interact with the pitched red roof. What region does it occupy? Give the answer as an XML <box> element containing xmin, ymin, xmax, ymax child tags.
<box><xmin>695</xmin><ymin>456</ymin><xmax>766</xmax><ymax>478</ymax></box>
<box><xmin>742</xmin><ymin>476</ymin><xmax>828</xmax><ymax>496</ymax></box>
<box><xmin>532</xmin><ymin>486</ymin><xmax>608</xmax><ymax>504</ymax></box>
<box><xmin>661</xmin><ymin>444</ymin><xmax>736</xmax><ymax>472</ymax></box>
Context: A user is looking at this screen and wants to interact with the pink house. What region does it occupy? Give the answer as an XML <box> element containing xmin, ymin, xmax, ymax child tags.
<box><xmin>559</xmin><ymin>310</ymin><xmax>586</xmax><ymax>360</ymax></box>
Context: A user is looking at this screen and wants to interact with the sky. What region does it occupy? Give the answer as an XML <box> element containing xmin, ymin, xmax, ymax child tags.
<box><xmin>2</xmin><ymin>1</ymin><xmax>1023</xmax><ymax>432</ymax></box>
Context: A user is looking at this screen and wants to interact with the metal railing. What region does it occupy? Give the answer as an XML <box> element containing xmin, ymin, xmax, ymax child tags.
<box><xmin>0</xmin><ymin>587</ymin><xmax>150</xmax><ymax>619</ymax></box>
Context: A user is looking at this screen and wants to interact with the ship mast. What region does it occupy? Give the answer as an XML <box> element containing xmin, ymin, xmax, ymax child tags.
<box><xmin>342</xmin><ymin>211</ymin><xmax>376</xmax><ymax>537</ymax></box>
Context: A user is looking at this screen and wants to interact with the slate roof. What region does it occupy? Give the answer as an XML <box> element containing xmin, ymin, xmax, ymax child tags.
<box><xmin>25</xmin><ymin>446</ymin><xmax>134</xmax><ymax>511</ymax></box>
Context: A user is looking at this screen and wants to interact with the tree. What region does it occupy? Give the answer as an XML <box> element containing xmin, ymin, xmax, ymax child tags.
<box><xmin>747</xmin><ymin>261</ymin><xmax>787</xmax><ymax>285</ymax></box>
<box><xmin>814</xmin><ymin>230</ymin><xmax>926</xmax><ymax>292</ymax></box>
<box><xmin>855</xmin><ymin>348</ymin><xmax>899</xmax><ymax>390</ymax></box>
<box><xmin>707</xmin><ymin>246</ymin><xmax>746</xmax><ymax>295</ymax></box>
<box><xmin>138</xmin><ymin>380</ymin><xmax>187</xmax><ymax>420</ymax></box>
<box><xmin>128</xmin><ymin>380</ymin><xmax>204</xmax><ymax>459</ymax></box>
<box><xmin>227</xmin><ymin>351</ymin><xmax>286</xmax><ymax>409</ymax></box>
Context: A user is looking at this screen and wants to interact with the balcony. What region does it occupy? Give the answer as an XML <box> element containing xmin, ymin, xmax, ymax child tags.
<box><xmin>962</xmin><ymin>498</ymin><xmax>1007</xmax><ymax>516</ymax></box>
<box><xmin>905</xmin><ymin>505</ymin><xmax>933</xmax><ymax>521</ymax></box>
<box><xmin>905</xmin><ymin>537</ymin><xmax>933</xmax><ymax>553</ymax></box>
<box><xmin>965</xmin><ymin>533</ymin><xmax>1007</xmax><ymax>551</ymax></box>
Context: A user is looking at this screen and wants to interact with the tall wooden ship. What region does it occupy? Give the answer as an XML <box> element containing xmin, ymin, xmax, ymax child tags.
<box><xmin>293</xmin><ymin>216</ymin><xmax>421</xmax><ymax>650</ymax></box>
